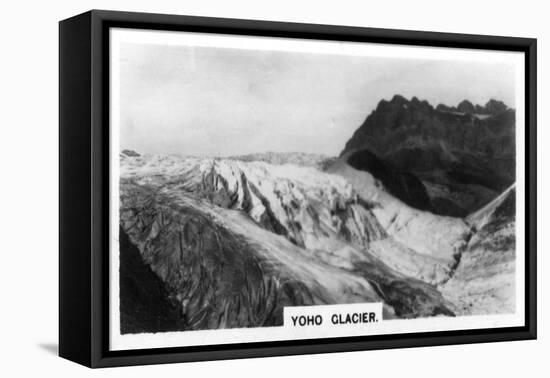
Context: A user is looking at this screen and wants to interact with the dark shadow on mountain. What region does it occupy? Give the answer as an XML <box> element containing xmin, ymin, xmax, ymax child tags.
<box><xmin>347</xmin><ymin>149</ymin><xmax>432</xmax><ymax>211</ymax></box>
<box><xmin>354</xmin><ymin>260</ymin><xmax>455</xmax><ymax>318</ymax></box>
<box><xmin>120</xmin><ymin>227</ymin><xmax>185</xmax><ymax>334</ymax></box>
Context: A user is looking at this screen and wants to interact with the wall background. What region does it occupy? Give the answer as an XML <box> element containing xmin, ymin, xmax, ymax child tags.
<box><xmin>0</xmin><ymin>0</ymin><xmax>545</xmax><ymax>376</ymax></box>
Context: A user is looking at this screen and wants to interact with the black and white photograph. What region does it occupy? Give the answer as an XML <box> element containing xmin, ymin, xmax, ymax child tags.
<box><xmin>2</xmin><ymin>0</ymin><xmax>548</xmax><ymax>374</ymax></box>
<box><xmin>108</xmin><ymin>27</ymin><xmax>527</xmax><ymax>351</ymax></box>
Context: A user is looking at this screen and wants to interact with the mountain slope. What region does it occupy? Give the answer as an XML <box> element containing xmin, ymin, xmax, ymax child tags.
<box><xmin>347</xmin><ymin>149</ymin><xmax>432</xmax><ymax>211</ymax></box>
<box><xmin>119</xmin><ymin>154</ymin><xmax>461</xmax><ymax>332</ymax></box>
<box><xmin>326</xmin><ymin>157</ymin><xmax>472</xmax><ymax>283</ymax></box>
<box><xmin>440</xmin><ymin>185</ymin><xmax>516</xmax><ymax>315</ymax></box>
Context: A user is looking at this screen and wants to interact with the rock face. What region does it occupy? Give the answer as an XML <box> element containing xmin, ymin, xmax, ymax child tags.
<box><xmin>441</xmin><ymin>185</ymin><xmax>516</xmax><ymax>315</ymax></box>
<box><xmin>119</xmin><ymin>154</ymin><xmax>464</xmax><ymax>332</ymax></box>
<box><xmin>340</xmin><ymin>95</ymin><xmax>515</xmax><ymax>217</ymax></box>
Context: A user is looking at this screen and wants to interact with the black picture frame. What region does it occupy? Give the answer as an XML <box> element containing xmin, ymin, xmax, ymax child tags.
<box><xmin>59</xmin><ymin>9</ymin><xmax>537</xmax><ymax>368</ymax></box>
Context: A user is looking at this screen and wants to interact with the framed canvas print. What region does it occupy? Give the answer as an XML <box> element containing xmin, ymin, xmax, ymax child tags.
<box><xmin>59</xmin><ymin>10</ymin><xmax>537</xmax><ymax>368</ymax></box>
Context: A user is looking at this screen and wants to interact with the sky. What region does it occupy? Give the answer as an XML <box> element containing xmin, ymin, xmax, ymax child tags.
<box><xmin>117</xmin><ymin>33</ymin><xmax>518</xmax><ymax>157</ymax></box>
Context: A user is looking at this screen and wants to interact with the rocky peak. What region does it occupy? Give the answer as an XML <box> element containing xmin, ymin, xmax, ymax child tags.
<box><xmin>340</xmin><ymin>94</ymin><xmax>515</xmax><ymax>216</ymax></box>
<box><xmin>435</xmin><ymin>99</ymin><xmax>510</xmax><ymax>116</ymax></box>
<box><xmin>390</xmin><ymin>94</ymin><xmax>409</xmax><ymax>105</ymax></box>
<box><xmin>435</xmin><ymin>103</ymin><xmax>457</xmax><ymax>113</ymax></box>
<box><xmin>484</xmin><ymin>99</ymin><xmax>508</xmax><ymax>115</ymax></box>
<box><xmin>413</xmin><ymin>97</ymin><xmax>434</xmax><ymax>112</ymax></box>
<box><xmin>121</xmin><ymin>149</ymin><xmax>141</xmax><ymax>157</ymax></box>
<box><xmin>457</xmin><ymin>100</ymin><xmax>476</xmax><ymax>114</ymax></box>
<box><xmin>375</xmin><ymin>94</ymin><xmax>408</xmax><ymax>112</ymax></box>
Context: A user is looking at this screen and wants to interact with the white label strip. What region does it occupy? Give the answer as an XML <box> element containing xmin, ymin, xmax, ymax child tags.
<box><xmin>284</xmin><ymin>303</ymin><xmax>383</xmax><ymax>331</ymax></box>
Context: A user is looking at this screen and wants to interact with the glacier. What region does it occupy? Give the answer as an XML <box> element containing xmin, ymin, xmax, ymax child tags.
<box><xmin>118</xmin><ymin>152</ymin><xmax>515</xmax><ymax>332</ymax></box>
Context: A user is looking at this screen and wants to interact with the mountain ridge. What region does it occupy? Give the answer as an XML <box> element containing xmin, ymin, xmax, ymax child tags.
<box><xmin>339</xmin><ymin>94</ymin><xmax>515</xmax><ymax>217</ymax></box>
